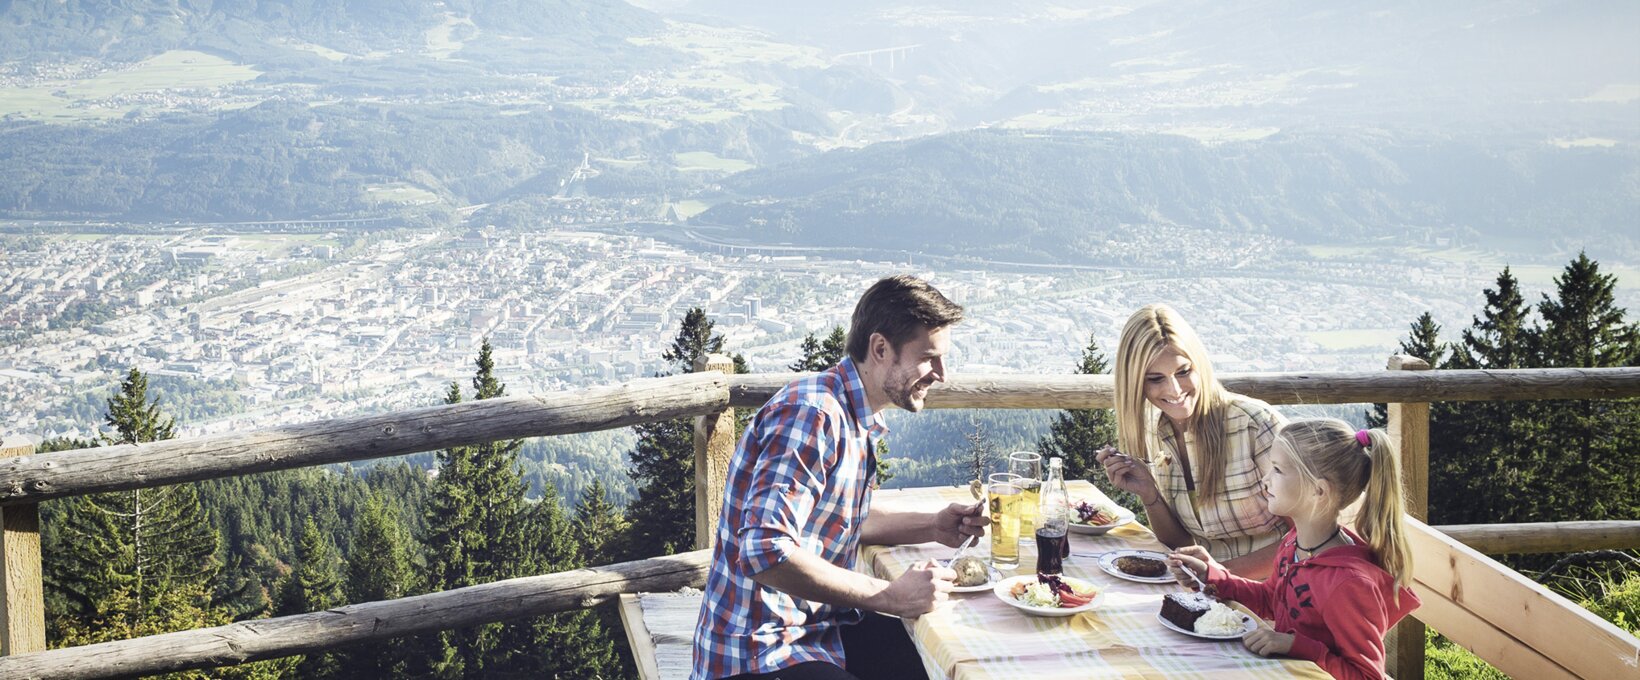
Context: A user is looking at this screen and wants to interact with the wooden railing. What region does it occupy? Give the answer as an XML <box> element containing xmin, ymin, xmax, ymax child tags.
<box><xmin>0</xmin><ymin>361</ymin><xmax>1636</xmax><ymax>679</ymax></box>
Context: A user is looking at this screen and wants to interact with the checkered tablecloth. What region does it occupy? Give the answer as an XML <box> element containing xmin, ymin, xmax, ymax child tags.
<box><xmin>865</xmin><ymin>482</ymin><xmax>1331</xmax><ymax>680</ymax></box>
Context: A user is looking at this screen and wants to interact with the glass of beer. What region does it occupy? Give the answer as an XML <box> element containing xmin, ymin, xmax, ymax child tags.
<box><xmin>987</xmin><ymin>472</ymin><xmax>1023</xmax><ymax>571</ymax></box>
<box><xmin>1008</xmin><ymin>452</ymin><xmax>1043</xmax><ymax>538</ymax></box>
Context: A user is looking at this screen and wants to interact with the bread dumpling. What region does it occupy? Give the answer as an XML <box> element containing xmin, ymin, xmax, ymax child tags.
<box><xmin>952</xmin><ymin>556</ymin><xmax>990</xmax><ymax>586</ymax></box>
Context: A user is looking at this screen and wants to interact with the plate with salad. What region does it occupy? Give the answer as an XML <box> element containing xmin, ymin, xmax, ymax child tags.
<box><xmin>1068</xmin><ymin>499</ymin><xmax>1136</xmax><ymax>535</ymax></box>
<box><xmin>993</xmin><ymin>574</ymin><xmax>1103</xmax><ymax>617</ymax></box>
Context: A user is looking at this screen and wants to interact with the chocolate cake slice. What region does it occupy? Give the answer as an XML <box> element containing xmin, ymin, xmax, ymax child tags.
<box><xmin>1161</xmin><ymin>592</ymin><xmax>1215</xmax><ymax>631</ymax></box>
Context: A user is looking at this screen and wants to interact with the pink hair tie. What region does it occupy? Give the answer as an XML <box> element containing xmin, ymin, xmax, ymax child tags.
<box><xmin>1355</xmin><ymin>430</ymin><xmax>1372</xmax><ymax>448</ymax></box>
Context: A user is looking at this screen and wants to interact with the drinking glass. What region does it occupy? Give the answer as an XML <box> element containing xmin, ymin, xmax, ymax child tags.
<box><xmin>986</xmin><ymin>472</ymin><xmax>1022</xmax><ymax>571</ymax></box>
<box><xmin>1008</xmin><ymin>451</ymin><xmax>1043</xmax><ymax>536</ymax></box>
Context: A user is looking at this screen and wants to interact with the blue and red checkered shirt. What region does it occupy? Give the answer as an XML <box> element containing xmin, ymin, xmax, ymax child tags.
<box><xmin>691</xmin><ymin>358</ymin><xmax>886</xmax><ymax>680</ymax></box>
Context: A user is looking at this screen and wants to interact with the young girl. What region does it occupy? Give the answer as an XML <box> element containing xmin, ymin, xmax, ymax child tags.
<box><xmin>1167</xmin><ymin>419</ymin><xmax>1421</xmax><ymax>680</ymax></box>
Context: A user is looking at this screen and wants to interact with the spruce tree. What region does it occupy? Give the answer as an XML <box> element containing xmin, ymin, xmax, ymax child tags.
<box><xmin>279</xmin><ymin>518</ymin><xmax>344</xmax><ymax>678</ymax></box>
<box><xmin>788</xmin><ymin>325</ymin><xmax>848</xmax><ymax>372</ymax></box>
<box><xmin>1036</xmin><ymin>334</ymin><xmax>1131</xmax><ymax>508</ymax></box>
<box><xmin>572</xmin><ymin>479</ymin><xmax>628</xmax><ymax>568</ymax></box>
<box><xmin>1432</xmin><ymin>268</ymin><xmax>1547</xmax><ymax>524</ymax></box>
<box><xmin>1533</xmin><ymin>254</ymin><xmax>1639</xmax><ymax>520</ymax></box>
<box><xmin>339</xmin><ymin>495</ymin><xmax>415</xmax><ymax>677</ymax></box>
<box><xmin>45</xmin><ymin>368</ymin><xmax>219</xmax><ymax>635</ymax></box>
<box><xmin>346</xmin><ymin>496</ymin><xmax>414</xmax><ymax>604</ymax></box>
<box><xmin>408</xmin><ymin>380</ymin><xmax>475</xmax><ymax>679</ymax></box>
<box><xmin>622</xmin><ymin>308</ymin><xmax>726</xmax><ymax>559</ymax></box>
<box><xmin>1368</xmin><ymin>312</ymin><xmax>1449</xmax><ymax>429</ymax></box>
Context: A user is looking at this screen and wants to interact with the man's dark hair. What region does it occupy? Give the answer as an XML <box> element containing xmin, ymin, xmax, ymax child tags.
<box><xmin>846</xmin><ymin>275</ymin><xmax>965</xmax><ymax>363</ymax></box>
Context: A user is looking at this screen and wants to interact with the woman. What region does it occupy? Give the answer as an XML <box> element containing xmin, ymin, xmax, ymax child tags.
<box><xmin>1096</xmin><ymin>304</ymin><xmax>1287</xmax><ymax>578</ymax></box>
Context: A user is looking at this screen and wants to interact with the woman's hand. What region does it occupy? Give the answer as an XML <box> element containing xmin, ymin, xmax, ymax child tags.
<box><xmin>1166</xmin><ymin>545</ymin><xmax>1214</xmax><ymax>590</ymax></box>
<box><xmin>1095</xmin><ymin>446</ymin><xmax>1161</xmax><ymax>503</ymax></box>
<box><xmin>1243</xmin><ymin>621</ymin><xmax>1295</xmax><ymax>657</ymax></box>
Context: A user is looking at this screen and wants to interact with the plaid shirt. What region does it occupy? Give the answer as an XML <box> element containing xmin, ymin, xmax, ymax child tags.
<box><xmin>1150</xmin><ymin>394</ymin><xmax>1289</xmax><ymax>560</ymax></box>
<box><xmin>692</xmin><ymin>358</ymin><xmax>884</xmax><ymax>680</ymax></box>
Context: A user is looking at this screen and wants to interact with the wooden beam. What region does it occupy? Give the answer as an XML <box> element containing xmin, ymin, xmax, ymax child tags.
<box><xmin>0</xmin><ymin>550</ymin><xmax>713</xmax><ymax>679</ymax></box>
<box><xmin>1435</xmin><ymin>521</ymin><xmax>1640</xmax><ymax>555</ymax></box>
<box><xmin>1412</xmin><ymin>583</ymin><xmax>1577</xmax><ymax>680</ymax></box>
<box><xmin>693</xmin><ymin>354</ymin><xmax>736</xmax><ymax>551</ymax></box>
<box><xmin>617</xmin><ymin>594</ymin><xmax>663</xmax><ymax>680</ymax></box>
<box><xmin>726</xmin><ymin>367</ymin><xmax>1640</xmax><ymax>409</ymax></box>
<box><xmin>0</xmin><ymin>438</ymin><xmax>43</xmax><ymax>656</ymax></box>
<box><xmin>1385</xmin><ymin>354</ymin><xmax>1430</xmax><ymax>680</ymax></box>
<box><xmin>0</xmin><ymin>373</ymin><xmax>729</xmax><ymax>506</ymax></box>
<box><xmin>1407</xmin><ymin>518</ymin><xmax>1640</xmax><ymax>680</ymax></box>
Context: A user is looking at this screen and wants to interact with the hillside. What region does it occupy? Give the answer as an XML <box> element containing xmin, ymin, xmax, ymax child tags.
<box><xmin>695</xmin><ymin>129</ymin><xmax>1640</xmax><ymax>262</ymax></box>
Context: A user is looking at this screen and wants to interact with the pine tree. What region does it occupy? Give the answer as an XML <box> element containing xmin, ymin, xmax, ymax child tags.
<box><xmin>1367</xmin><ymin>312</ymin><xmax>1449</xmax><ymax>429</ymax></box>
<box><xmin>44</xmin><ymin>368</ymin><xmax>220</xmax><ymax>637</ymax></box>
<box><xmin>338</xmin><ymin>495</ymin><xmax>415</xmax><ymax>678</ymax></box>
<box><xmin>572</xmin><ymin>479</ymin><xmax>627</xmax><ymax>568</ymax></box>
<box><xmin>790</xmin><ymin>333</ymin><xmax>825</xmax><ymax>372</ymax></box>
<box><xmin>1532</xmin><ymin>254</ymin><xmax>1640</xmax><ymax>520</ymax></box>
<box><xmin>622</xmin><ymin>308</ymin><xmax>726</xmax><ymax>559</ymax></box>
<box><xmin>412</xmin><ymin>339</ymin><xmax>625</xmax><ymax>678</ymax></box>
<box><xmin>1431</xmin><ymin>268</ymin><xmax>1547</xmax><ymax>525</ymax></box>
<box><xmin>1036</xmin><ymin>334</ymin><xmax>1131</xmax><ymax>508</ymax></box>
<box><xmin>788</xmin><ymin>325</ymin><xmax>847</xmax><ymax>372</ymax></box>
<box><xmin>408</xmin><ymin>380</ymin><xmax>475</xmax><ymax>679</ymax></box>
<box><xmin>279</xmin><ymin>518</ymin><xmax>345</xmax><ymax>678</ymax></box>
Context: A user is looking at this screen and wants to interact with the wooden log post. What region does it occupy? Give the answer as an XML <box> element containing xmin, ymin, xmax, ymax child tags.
<box><xmin>0</xmin><ymin>373</ymin><xmax>730</xmax><ymax>506</ymax></box>
<box><xmin>1385</xmin><ymin>355</ymin><xmax>1430</xmax><ymax>680</ymax></box>
<box><xmin>0</xmin><ymin>436</ymin><xmax>44</xmax><ymax>657</ymax></box>
<box><xmin>694</xmin><ymin>354</ymin><xmax>736</xmax><ymax>550</ymax></box>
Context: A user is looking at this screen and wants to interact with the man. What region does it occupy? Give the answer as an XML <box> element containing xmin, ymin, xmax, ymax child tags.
<box><xmin>693</xmin><ymin>275</ymin><xmax>988</xmax><ymax>680</ymax></box>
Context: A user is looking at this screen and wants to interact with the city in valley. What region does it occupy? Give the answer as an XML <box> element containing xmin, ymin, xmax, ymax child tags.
<box><xmin>6</xmin><ymin>225</ymin><xmax>1627</xmax><ymax>442</ymax></box>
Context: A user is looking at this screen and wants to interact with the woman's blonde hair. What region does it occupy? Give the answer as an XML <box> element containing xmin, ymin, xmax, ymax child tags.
<box><xmin>1114</xmin><ymin>304</ymin><xmax>1232</xmax><ymax>499</ymax></box>
<box><xmin>1277</xmin><ymin>418</ymin><xmax>1413</xmax><ymax>590</ymax></box>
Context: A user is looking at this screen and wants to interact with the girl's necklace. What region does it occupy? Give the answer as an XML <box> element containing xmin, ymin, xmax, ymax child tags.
<box><xmin>1297</xmin><ymin>526</ymin><xmax>1342</xmax><ymax>555</ymax></box>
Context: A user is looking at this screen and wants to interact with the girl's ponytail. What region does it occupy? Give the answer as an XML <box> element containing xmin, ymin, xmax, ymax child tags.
<box><xmin>1357</xmin><ymin>428</ymin><xmax>1412</xmax><ymax>591</ymax></box>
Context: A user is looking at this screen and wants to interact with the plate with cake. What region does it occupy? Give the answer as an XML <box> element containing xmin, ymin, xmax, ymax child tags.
<box><xmin>993</xmin><ymin>574</ymin><xmax>1103</xmax><ymax>617</ymax></box>
<box><xmin>1097</xmin><ymin>549</ymin><xmax>1174</xmax><ymax>583</ymax></box>
<box><xmin>1068</xmin><ymin>500</ymin><xmax>1135</xmax><ymax>535</ymax></box>
<box><xmin>941</xmin><ymin>555</ymin><xmax>1006</xmax><ymax>593</ymax></box>
<box><xmin>1158</xmin><ymin>591</ymin><xmax>1258</xmax><ymax>639</ymax></box>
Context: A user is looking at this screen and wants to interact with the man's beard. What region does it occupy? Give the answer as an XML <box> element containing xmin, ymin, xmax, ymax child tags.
<box><xmin>886</xmin><ymin>366</ymin><xmax>934</xmax><ymax>412</ymax></box>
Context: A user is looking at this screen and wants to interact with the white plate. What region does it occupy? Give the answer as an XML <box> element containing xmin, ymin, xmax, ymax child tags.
<box><xmin>1098</xmin><ymin>549</ymin><xmax>1175</xmax><ymax>584</ymax></box>
<box><xmin>992</xmin><ymin>575</ymin><xmax>1104</xmax><ymax>617</ymax></box>
<box><xmin>939</xmin><ymin>558</ymin><xmax>1008</xmax><ymax>593</ymax></box>
<box><xmin>1068</xmin><ymin>502</ymin><xmax>1137</xmax><ymax>535</ymax></box>
<box><xmin>1156</xmin><ymin>611</ymin><xmax>1258</xmax><ymax>639</ymax></box>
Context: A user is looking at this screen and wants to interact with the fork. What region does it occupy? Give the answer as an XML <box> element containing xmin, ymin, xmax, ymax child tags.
<box><xmin>947</xmin><ymin>533</ymin><xmax>979</xmax><ymax>564</ymax></box>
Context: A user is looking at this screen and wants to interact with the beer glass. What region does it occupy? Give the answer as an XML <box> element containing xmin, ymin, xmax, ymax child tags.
<box><xmin>987</xmin><ymin>473</ymin><xmax>1022</xmax><ymax>570</ymax></box>
<box><xmin>1008</xmin><ymin>451</ymin><xmax>1043</xmax><ymax>537</ymax></box>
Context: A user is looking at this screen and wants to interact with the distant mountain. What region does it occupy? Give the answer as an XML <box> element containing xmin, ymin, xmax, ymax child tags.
<box><xmin>0</xmin><ymin>0</ymin><xmax>661</xmax><ymax>60</ymax></box>
<box><xmin>696</xmin><ymin>129</ymin><xmax>1640</xmax><ymax>261</ymax></box>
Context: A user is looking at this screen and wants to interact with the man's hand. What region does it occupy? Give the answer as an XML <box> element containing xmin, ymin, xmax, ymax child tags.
<box><xmin>872</xmin><ymin>561</ymin><xmax>956</xmax><ymax>618</ymax></box>
<box><xmin>932</xmin><ymin>501</ymin><xmax>988</xmax><ymax>547</ymax></box>
<box><xmin>1243</xmin><ymin>621</ymin><xmax>1295</xmax><ymax>657</ymax></box>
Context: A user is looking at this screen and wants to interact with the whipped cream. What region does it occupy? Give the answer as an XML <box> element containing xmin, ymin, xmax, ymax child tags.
<box><xmin>1195</xmin><ymin>602</ymin><xmax>1246</xmax><ymax>636</ymax></box>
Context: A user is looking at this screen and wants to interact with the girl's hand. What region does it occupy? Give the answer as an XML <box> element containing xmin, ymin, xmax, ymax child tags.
<box><xmin>1243</xmin><ymin>621</ymin><xmax>1295</xmax><ymax>657</ymax></box>
<box><xmin>1095</xmin><ymin>446</ymin><xmax>1161</xmax><ymax>503</ymax></box>
<box><xmin>1166</xmin><ymin>545</ymin><xmax>1213</xmax><ymax>590</ymax></box>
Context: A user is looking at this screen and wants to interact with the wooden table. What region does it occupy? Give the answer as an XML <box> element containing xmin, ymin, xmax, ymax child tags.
<box><xmin>865</xmin><ymin>482</ymin><xmax>1331</xmax><ymax>680</ymax></box>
